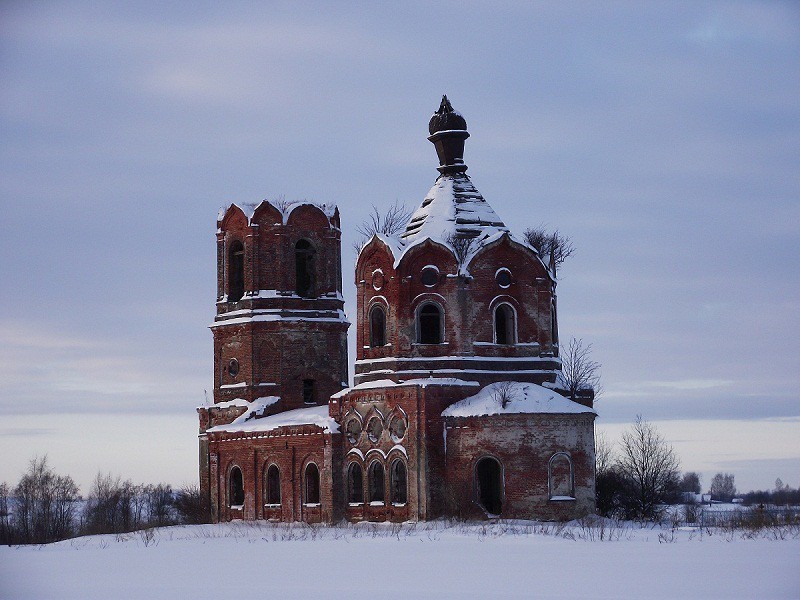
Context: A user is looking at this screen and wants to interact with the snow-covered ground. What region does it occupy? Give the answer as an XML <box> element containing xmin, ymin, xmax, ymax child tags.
<box><xmin>1</xmin><ymin>519</ymin><xmax>798</xmax><ymax>599</ymax></box>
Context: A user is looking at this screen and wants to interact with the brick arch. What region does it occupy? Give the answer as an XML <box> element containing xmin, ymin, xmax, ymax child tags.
<box><xmin>250</xmin><ymin>200</ymin><xmax>283</xmax><ymax>227</ymax></box>
<box><xmin>219</xmin><ymin>204</ymin><xmax>248</xmax><ymax>231</ymax></box>
<box><xmin>285</xmin><ymin>203</ymin><xmax>331</xmax><ymax>230</ymax></box>
<box><xmin>548</xmin><ymin>452</ymin><xmax>574</xmax><ymax>499</ymax></box>
<box><xmin>474</xmin><ymin>455</ymin><xmax>504</xmax><ymax>516</ymax></box>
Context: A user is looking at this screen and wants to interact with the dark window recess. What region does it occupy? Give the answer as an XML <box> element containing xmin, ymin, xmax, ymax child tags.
<box><xmin>418</xmin><ymin>303</ymin><xmax>442</xmax><ymax>344</ymax></box>
<box><xmin>228</xmin><ymin>241</ymin><xmax>245</xmax><ymax>302</ymax></box>
<box><xmin>229</xmin><ymin>467</ymin><xmax>244</xmax><ymax>507</ymax></box>
<box><xmin>227</xmin><ymin>358</ymin><xmax>240</xmax><ymax>377</ymax></box>
<box><xmin>390</xmin><ymin>460</ymin><xmax>407</xmax><ymax>505</ymax></box>
<box><xmin>305</xmin><ymin>464</ymin><xmax>320</xmax><ymax>504</ymax></box>
<box><xmin>303</xmin><ymin>379</ymin><xmax>316</xmax><ymax>404</ymax></box>
<box><xmin>370</xmin><ymin>306</ymin><xmax>386</xmax><ymax>347</ymax></box>
<box><xmin>494</xmin><ymin>304</ymin><xmax>516</xmax><ymax>345</ymax></box>
<box><xmin>368</xmin><ymin>462</ymin><xmax>385</xmax><ymax>504</ymax></box>
<box><xmin>348</xmin><ymin>463</ymin><xmax>364</xmax><ymax>504</ymax></box>
<box><xmin>420</xmin><ymin>266</ymin><xmax>439</xmax><ymax>287</ymax></box>
<box><xmin>476</xmin><ymin>457</ymin><xmax>503</xmax><ymax>515</ymax></box>
<box><xmin>496</xmin><ymin>269</ymin><xmax>512</xmax><ymax>288</ymax></box>
<box><xmin>295</xmin><ymin>240</ymin><xmax>316</xmax><ymax>298</ymax></box>
<box><xmin>266</xmin><ymin>465</ymin><xmax>281</xmax><ymax>505</ymax></box>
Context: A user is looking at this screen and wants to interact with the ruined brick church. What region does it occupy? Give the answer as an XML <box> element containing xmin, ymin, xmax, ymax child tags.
<box><xmin>197</xmin><ymin>97</ymin><xmax>597</xmax><ymax>523</ymax></box>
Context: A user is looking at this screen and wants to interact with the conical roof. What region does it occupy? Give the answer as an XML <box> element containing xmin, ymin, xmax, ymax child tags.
<box><xmin>400</xmin><ymin>172</ymin><xmax>508</xmax><ymax>244</ymax></box>
<box><xmin>400</xmin><ymin>97</ymin><xmax>508</xmax><ymax>245</ymax></box>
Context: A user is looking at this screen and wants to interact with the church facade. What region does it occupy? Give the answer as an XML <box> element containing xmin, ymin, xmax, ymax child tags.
<box><xmin>197</xmin><ymin>98</ymin><xmax>597</xmax><ymax>523</ymax></box>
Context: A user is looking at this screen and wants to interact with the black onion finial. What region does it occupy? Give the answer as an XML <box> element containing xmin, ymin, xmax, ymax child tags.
<box><xmin>429</xmin><ymin>95</ymin><xmax>467</xmax><ymax>135</ymax></box>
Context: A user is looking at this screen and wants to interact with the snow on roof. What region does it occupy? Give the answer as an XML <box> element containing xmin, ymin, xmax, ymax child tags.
<box><xmin>400</xmin><ymin>173</ymin><xmax>507</xmax><ymax>246</ymax></box>
<box><xmin>332</xmin><ymin>377</ymin><xmax>480</xmax><ymax>399</ymax></box>
<box><xmin>441</xmin><ymin>381</ymin><xmax>596</xmax><ymax>418</ymax></box>
<box><xmin>207</xmin><ymin>404</ymin><xmax>339</xmax><ymax>434</ymax></box>
<box><xmin>221</xmin><ymin>200</ymin><xmax>338</xmax><ymax>227</ymax></box>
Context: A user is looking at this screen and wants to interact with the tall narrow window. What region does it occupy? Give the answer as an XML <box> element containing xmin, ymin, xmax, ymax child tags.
<box><xmin>304</xmin><ymin>463</ymin><xmax>320</xmax><ymax>504</ymax></box>
<box><xmin>228</xmin><ymin>241</ymin><xmax>244</xmax><ymax>302</ymax></box>
<box><xmin>368</xmin><ymin>462</ymin><xmax>385</xmax><ymax>504</ymax></box>
<box><xmin>229</xmin><ymin>466</ymin><xmax>244</xmax><ymax>507</ymax></box>
<box><xmin>476</xmin><ymin>457</ymin><xmax>503</xmax><ymax>515</ymax></box>
<box><xmin>303</xmin><ymin>379</ymin><xmax>316</xmax><ymax>404</ymax></box>
<box><xmin>265</xmin><ymin>465</ymin><xmax>281</xmax><ymax>505</ymax></box>
<box><xmin>494</xmin><ymin>304</ymin><xmax>516</xmax><ymax>345</ymax></box>
<box><xmin>390</xmin><ymin>460</ymin><xmax>407</xmax><ymax>505</ymax></box>
<box><xmin>418</xmin><ymin>303</ymin><xmax>442</xmax><ymax>344</ymax></box>
<box><xmin>369</xmin><ymin>305</ymin><xmax>386</xmax><ymax>347</ymax></box>
<box><xmin>295</xmin><ymin>240</ymin><xmax>315</xmax><ymax>298</ymax></box>
<box><xmin>347</xmin><ymin>463</ymin><xmax>364</xmax><ymax>504</ymax></box>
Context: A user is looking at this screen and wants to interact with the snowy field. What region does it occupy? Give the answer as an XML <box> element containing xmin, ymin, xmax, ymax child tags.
<box><xmin>1</xmin><ymin>519</ymin><xmax>798</xmax><ymax>599</ymax></box>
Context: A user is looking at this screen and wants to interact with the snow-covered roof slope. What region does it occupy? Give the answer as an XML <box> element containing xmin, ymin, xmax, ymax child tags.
<box><xmin>331</xmin><ymin>377</ymin><xmax>480</xmax><ymax>399</ymax></box>
<box><xmin>400</xmin><ymin>172</ymin><xmax>508</xmax><ymax>245</ymax></box>
<box><xmin>206</xmin><ymin>404</ymin><xmax>339</xmax><ymax>434</ymax></box>
<box><xmin>441</xmin><ymin>382</ymin><xmax>596</xmax><ymax>418</ymax></box>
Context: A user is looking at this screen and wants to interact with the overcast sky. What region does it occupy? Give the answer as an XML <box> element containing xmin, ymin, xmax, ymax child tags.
<box><xmin>1</xmin><ymin>1</ymin><xmax>798</xmax><ymax>493</ymax></box>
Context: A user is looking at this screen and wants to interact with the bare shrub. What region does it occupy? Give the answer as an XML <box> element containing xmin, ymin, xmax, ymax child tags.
<box><xmin>560</xmin><ymin>337</ymin><xmax>602</xmax><ymax>401</ymax></box>
<box><xmin>353</xmin><ymin>201</ymin><xmax>413</xmax><ymax>253</ymax></box>
<box><xmin>523</xmin><ymin>225</ymin><xmax>575</xmax><ymax>275</ymax></box>
<box><xmin>444</xmin><ymin>232</ymin><xmax>476</xmax><ymax>267</ymax></box>
<box><xmin>493</xmin><ymin>381</ymin><xmax>515</xmax><ymax>409</ymax></box>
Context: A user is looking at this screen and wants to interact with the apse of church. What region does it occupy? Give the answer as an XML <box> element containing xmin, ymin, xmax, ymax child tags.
<box><xmin>198</xmin><ymin>97</ymin><xmax>596</xmax><ymax>523</ymax></box>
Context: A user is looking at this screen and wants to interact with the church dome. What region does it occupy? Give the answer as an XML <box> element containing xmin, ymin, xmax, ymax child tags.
<box><xmin>429</xmin><ymin>95</ymin><xmax>467</xmax><ymax>134</ymax></box>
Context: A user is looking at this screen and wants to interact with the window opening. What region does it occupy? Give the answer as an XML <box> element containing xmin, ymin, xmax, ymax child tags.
<box><xmin>476</xmin><ymin>457</ymin><xmax>502</xmax><ymax>515</ymax></box>
<box><xmin>418</xmin><ymin>303</ymin><xmax>442</xmax><ymax>344</ymax></box>
<box><xmin>389</xmin><ymin>415</ymin><xmax>407</xmax><ymax>442</ymax></box>
<box><xmin>303</xmin><ymin>379</ymin><xmax>316</xmax><ymax>404</ymax></box>
<box><xmin>348</xmin><ymin>463</ymin><xmax>364</xmax><ymax>504</ymax></box>
<box><xmin>304</xmin><ymin>463</ymin><xmax>320</xmax><ymax>504</ymax></box>
<box><xmin>345</xmin><ymin>418</ymin><xmax>362</xmax><ymax>445</ymax></box>
<box><xmin>229</xmin><ymin>466</ymin><xmax>244</xmax><ymax>507</ymax></box>
<box><xmin>367</xmin><ymin>417</ymin><xmax>383</xmax><ymax>443</ymax></box>
<box><xmin>494</xmin><ymin>304</ymin><xmax>516</xmax><ymax>345</ymax></box>
<box><xmin>295</xmin><ymin>240</ymin><xmax>316</xmax><ymax>298</ymax></box>
<box><xmin>496</xmin><ymin>268</ymin><xmax>512</xmax><ymax>288</ymax></box>
<box><xmin>369</xmin><ymin>305</ymin><xmax>386</xmax><ymax>347</ymax></box>
<box><xmin>421</xmin><ymin>266</ymin><xmax>439</xmax><ymax>287</ymax></box>
<box><xmin>390</xmin><ymin>460</ymin><xmax>407</xmax><ymax>505</ymax></box>
<box><xmin>228</xmin><ymin>241</ymin><xmax>245</xmax><ymax>302</ymax></box>
<box><xmin>227</xmin><ymin>358</ymin><xmax>239</xmax><ymax>377</ymax></box>
<box><xmin>265</xmin><ymin>465</ymin><xmax>281</xmax><ymax>505</ymax></box>
<box><xmin>368</xmin><ymin>462</ymin><xmax>385</xmax><ymax>504</ymax></box>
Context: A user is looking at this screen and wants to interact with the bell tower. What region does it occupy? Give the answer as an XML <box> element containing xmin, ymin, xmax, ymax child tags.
<box><xmin>209</xmin><ymin>200</ymin><xmax>349</xmax><ymax>415</ymax></box>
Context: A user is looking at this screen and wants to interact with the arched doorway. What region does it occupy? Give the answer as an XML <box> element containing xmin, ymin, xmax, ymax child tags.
<box><xmin>476</xmin><ymin>457</ymin><xmax>503</xmax><ymax>515</ymax></box>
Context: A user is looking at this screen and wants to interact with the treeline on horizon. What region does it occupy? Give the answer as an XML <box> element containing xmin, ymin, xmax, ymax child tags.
<box><xmin>0</xmin><ymin>457</ymin><xmax>209</xmax><ymax>545</ymax></box>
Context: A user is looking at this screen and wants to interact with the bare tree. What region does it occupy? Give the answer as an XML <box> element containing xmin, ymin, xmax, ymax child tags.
<box><xmin>12</xmin><ymin>456</ymin><xmax>79</xmax><ymax>543</ymax></box>
<box><xmin>709</xmin><ymin>472</ymin><xmax>737</xmax><ymax>502</ymax></box>
<box><xmin>560</xmin><ymin>337</ymin><xmax>602</xmax><ymax>401</ymax></box>
<box><xmin>353</xmin><ymin>201</ymin><xmax>413</xmax><ymax>254</ymax></box>
<box><xmin>679</xmin><ymin>472</ymin><xmax>702</xmax><ymax>494</ymax></box>
<box><xmin>174</xmin><ymin>484</ymin><xmax>210</xmax><ymax>524</ymax></box>
<box><xmin>617</xmin><ymin>415</ymin><xmax>681</xmax><ymax>520</ymax></box>
<box><xmin>523</xmin><ymin>224</ymin><xmax>575</xmax><ymax>274</ymax></box>
<box><xmin>594</xmin><ymin>431</ymin><xmax>613</xmax><ymax>477</ymax></box>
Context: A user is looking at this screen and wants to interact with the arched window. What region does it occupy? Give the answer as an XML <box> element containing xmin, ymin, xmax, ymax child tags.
<box><xmin>265</xmin><ymin>464</ymin><xmax>281</xmax><ymax>505</ymax></box>
<box><xmin>229</xmin><ymin>466</ymin><xmax>244</xmax><ymax>507</ymax></box>
<box><xmin>390</xmin><ymin>460</ymin><xmax>407</xmax><ymax>505</ymax></box>
<box><xmin>295</xmin><ymin>240</ymin><xmax>316</xmax><ymax>298</ymax></box>
<box><xmin>369</xmin><ymin>305</ymin><xmax>386</xmax><ymax>347</ymax></box>
<box><xmin>476</xmin><ymin>457</ymin><xmax>503</xmax><ymax>515</ymax></box>
<box><xmin>418</xmin><ymin>303</ymin><xmax>443</xmax><ymax>344</ymax></box>
<box><xmin>304</xmin><ymin>463</ymin><xmax>320</xmax><ymax>504</ymax></box>
<box><xmin>494</xmin><ymin>303</ymin><xmax>516</xmax><ymax>345</ymax></box>
<box><xmin>228</xmin><ymin>241</ymin><xmax>244</xmax><ymax>302</ymax></box>
<box><xmin>549</xmin><ymin>453</ymin><xmax>574</xmax><ymax>499</ymax></box>
<box><xmin>368</xmin><ymin>461</ymin><xmax>385</xmax><ymax>504</ymax></box>
<box><xmin>347</xmin><ymin>463</ymin><xmax>364</xmax><ymax>504</ymax></box>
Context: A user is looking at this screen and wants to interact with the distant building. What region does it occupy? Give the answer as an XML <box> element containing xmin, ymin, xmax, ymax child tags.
<box><xmin>197</xmin><ymin>97</ymin><xmax>597</xmax><ymax>522</ymax></box>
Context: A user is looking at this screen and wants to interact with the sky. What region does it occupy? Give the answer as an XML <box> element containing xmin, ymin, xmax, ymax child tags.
<box><xmin>1</xmin><ymin>1</ymin><xmax>798</xmax><ymax>494</ymax></box>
